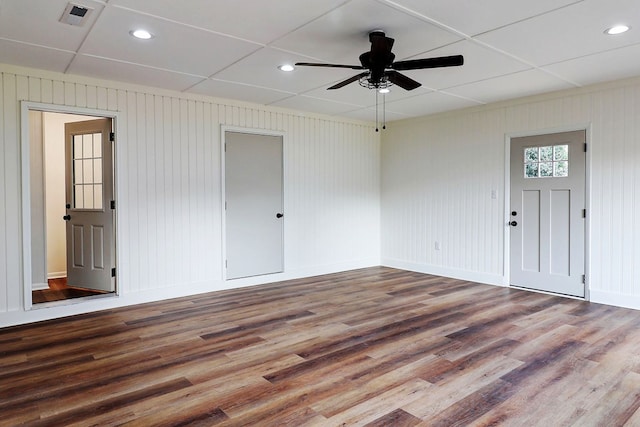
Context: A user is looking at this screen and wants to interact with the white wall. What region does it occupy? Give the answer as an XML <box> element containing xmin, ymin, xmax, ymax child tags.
<box><xmin>381</xmin><ymin>76</ymin><xmax>640</xmax><ymax>310</ymax></box>
<box><xmin>1</xmin><ymin>64</ymin><xmax>380</xmax><ymax>327</ymax></box>
<box><xmin>42</xmin><ymin>112</ymin><xmax>96</xmax><ymax>279</ymax></box>
<box><xmin>28</xmin><ymin>110</ymin><xmax>47</xmax><ymax>289</ymax></box>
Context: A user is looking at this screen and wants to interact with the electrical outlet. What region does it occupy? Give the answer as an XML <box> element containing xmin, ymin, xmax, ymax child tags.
<box><xmin>435</xmin><ymin>241</ymin><xmax>440</xmax><ymax>251</ymax></box>
<box><xmin>491</xmin><ymin>189</ymin><xmax>497</xmax><ymax>199</ymax></box>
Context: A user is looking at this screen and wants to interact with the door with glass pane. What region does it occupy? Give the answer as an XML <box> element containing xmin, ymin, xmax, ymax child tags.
<box><xmin>64</xmin><ymin>119</ymin><xmax>115</xmax><ymax>292</ymax></box>
<box><xmin>510</xmin><ymin>130</ymin><xmax>585</xmax><ymax>297</ymax></box>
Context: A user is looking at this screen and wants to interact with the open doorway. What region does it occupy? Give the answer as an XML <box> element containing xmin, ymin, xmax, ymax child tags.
<box><xmin>28</xmin><ymin>110</ymin><xmax>116</xmax><ymax>305</ymax></box>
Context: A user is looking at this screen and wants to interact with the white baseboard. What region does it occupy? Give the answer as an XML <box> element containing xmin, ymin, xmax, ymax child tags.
<box><xmin>47</xmin><ymin>272</ymin><xmax>67</xmax><ymax>279</ymax></box>
<box><xmin>381</xmin><ymin>258</ymin><xmax>506</xmax><ymax>287</ymax></box>
<box><xmin>31</xmin><ymin>282</ymin><xmax>49</xmax><ymax>291</ymax></box>
<box><xmin>590</xmin><ymin>289</ymin><xmax>640</xmax><ymax>311</ymax></box>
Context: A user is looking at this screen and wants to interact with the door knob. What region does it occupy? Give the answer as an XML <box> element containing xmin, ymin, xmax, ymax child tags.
<box><xmin>63</xmin><ymin>215</ymin><xmax>71</xmax><ymax>221</ymax></box>
<box><xmin>276</xmin><ymin>213</ymin><xmax>284</xmax><ymax>219</ymax></box>
<box><xmin>509</xmin><ymin>221</ymin><xmax>517</xmax><ymax>226</ymax></box>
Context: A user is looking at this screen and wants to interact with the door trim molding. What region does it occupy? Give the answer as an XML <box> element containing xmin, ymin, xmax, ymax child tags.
<box><xmin>503</xmin><ymin>124</ymin><xmax>592</xmax><ymax>300</ymax></box>
<box><xmin>220</xmin><ymin>125</ymin><xmax>286</xmax><ymax>282</ymax></box>
<box><xmin>20</xmin><ymin>102</ymin><xmax>120</xmax><ymax>311</ymax></box>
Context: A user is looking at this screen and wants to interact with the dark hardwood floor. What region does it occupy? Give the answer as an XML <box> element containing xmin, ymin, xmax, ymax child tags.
<box><xmin>32</xmin><ymin>278</ymin><xmax>108</xmax><ymax>304</ymax></box>
<box><xmin>3</xmin><ymin>267</ymin><xmax>640</xmax><ymax>426</ymax></box>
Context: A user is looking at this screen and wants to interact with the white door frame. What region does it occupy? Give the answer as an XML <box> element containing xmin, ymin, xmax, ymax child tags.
<box><xmin>503</xmin><ymin>124</ymin><xmax>592</xmax><ymax>300</ymax></box>
<box><xmin>220</xmin><ymin>125</ymin><xmax>286</xmax><ymax>281</ymax></box>
<box><xmin>20</xmin><ymin>101</ymin><xmax>120</xmax><ymax>310</ymax></box>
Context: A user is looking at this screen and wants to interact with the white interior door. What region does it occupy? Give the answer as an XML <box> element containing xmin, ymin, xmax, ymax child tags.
<box><xmin>225</xmin><ymin>131</ymin><xmax>284</xmax><ymax>280</ymax></box>
<box><xmin>65</xmin><ymin>118</ymin><xmax>115</xmax><ymax>292</ymax></box>
<box><xmin>510</xmin><ymin>130</ymin><xmax>586</xmax><ymax>297</ymax></box>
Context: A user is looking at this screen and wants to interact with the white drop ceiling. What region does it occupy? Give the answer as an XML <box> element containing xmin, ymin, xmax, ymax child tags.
<box><xmin>1</xmin><ymin>0</ymin><xmax>639</xmax><ymax>122</ymax></box>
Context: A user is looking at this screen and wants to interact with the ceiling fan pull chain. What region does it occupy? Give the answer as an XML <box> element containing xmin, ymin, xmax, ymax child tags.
<box><xmin>383</xmin><ymin>93</ymin><xmax>386</xmax><ymax>130</ymax></box>
<box><xmin>375</xmin><ymin>89</ymin><xmax>379</xmax><ymax>132</ymax></box>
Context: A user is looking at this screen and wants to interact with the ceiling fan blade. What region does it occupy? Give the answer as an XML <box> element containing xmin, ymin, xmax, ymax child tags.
<box><xmin>392</xmin><ymin>55</ymin><xmax>464</xmax><ymax>71</ymax></box>
<box><xmin>386</xmin><ymin>70</ymin><xmax>421</xmax><ymax>91</ymax></box>
<box><xmin>327</xmin><ymin>72</ymin><xmax>369</xmax><ymax>90</ymax></box>
<box><xmin>295</xmin><ymin>62</ymin><xmax>365</xmax><ymax>70</ymax></box>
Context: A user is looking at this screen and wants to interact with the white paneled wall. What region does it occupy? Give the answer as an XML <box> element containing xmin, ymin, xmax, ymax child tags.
<box><xmin>0</xmin><ymin>65</ymin><xmax>380</xmax><ymax>326</ymax></box>
<box><xmin>382</xmin><ymin>77</ymin><xmax>640</xmax><ymax>309</ymax></box>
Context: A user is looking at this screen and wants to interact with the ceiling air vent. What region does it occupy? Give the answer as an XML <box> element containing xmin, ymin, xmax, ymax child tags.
<box><xmin>59</xmin><ymin>3</ymin><xmax>93</xmax><ymax>26</ymax></box>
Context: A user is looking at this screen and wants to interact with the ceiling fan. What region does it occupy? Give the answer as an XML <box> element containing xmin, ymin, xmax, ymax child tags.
<box><xmin>295</xmin><ymin>30</ymin><xmax>464</xmax><ymax>91</ymax></box>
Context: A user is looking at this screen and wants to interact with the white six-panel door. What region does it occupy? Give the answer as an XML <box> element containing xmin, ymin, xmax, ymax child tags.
<box><xmin>225</xmin><ymin>131</ymin><xmax>284</xmax><ymax>280</ymax></box>
<box><xmin>510</xmin><ymin>130</ymin><xmax>586</xmax><ymax>297</ymax></box>
<box><xmin>64</xmin><ymin>119</ymin><xmax>115</xmax><ymax>292</ymax></box>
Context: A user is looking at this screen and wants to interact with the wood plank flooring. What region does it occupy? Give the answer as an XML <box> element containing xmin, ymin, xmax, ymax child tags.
<box><xmin>2</xmin><ymin>267</ymin><xmax>640</xmax><ymax>426</ymax></box>
<box><xmin>32</xmin><ymin>278</ymin><xmax>109</xmax><ymax>304</ymax></box>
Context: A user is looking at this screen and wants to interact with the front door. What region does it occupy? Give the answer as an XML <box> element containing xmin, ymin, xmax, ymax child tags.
<box><xmin>225</xmin><ymin>131</ymin><xmax>284</xmax><ymax>280</ymax></box>
<box><xmin>64</xmin><ymin>119</ymin><xmax>115</xmax><ymax>292</ymax></box>
<box><xmin>510</xmin><ymin>130</ymin><xmax>586</xmax><ymax>297</ymax></box>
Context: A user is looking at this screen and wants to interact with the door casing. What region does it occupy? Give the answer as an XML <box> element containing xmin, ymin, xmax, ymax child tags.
<box><xmin>20</xmin><ymin>102</ymin><xmax>120</xmax><ymax>310</ymax></box>
<box><xmin>221</xmin><ymin>126</ymin><xmax>286</xmax><ymax>281</ymax></box>
<box><xmin>504</xmin><ymin>126</ymin><xmax>591</xmax><ymax>300</ymax></box>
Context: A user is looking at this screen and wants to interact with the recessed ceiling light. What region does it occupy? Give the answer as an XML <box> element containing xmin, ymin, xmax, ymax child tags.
<box><xmin>130</xmin><ymin>29</ymin><xmax>153</xmax><ymax>40</ymax></box>
<box><xmin>378</xmin><ymin>88</ymin><xmax>390</xmax><ymax>94</ymax></box>
<box><xmin>278</xmin><ymin>64</ymin><xmax>295</xmax><ymax>72</ymax></box>
<box><xmin>605</xmin><ymin>25</ymin><xmax>630</xmax><ymax>35</ymax></box>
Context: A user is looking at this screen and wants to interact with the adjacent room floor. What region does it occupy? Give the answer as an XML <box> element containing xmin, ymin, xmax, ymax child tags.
<box><xmin>31</xmin><ymin>278</ymin><xmax>107</xmax><ymax>304</ymax></box>
<box><xmin>3</xmin><ymin>267</ymin><xmax>640</xmax><ymax>425</ymax></box>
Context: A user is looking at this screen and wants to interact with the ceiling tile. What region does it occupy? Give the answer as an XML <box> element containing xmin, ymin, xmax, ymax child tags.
<box><xmin>384</xmin><ymin>0</ymin><xmax>582</xmax><ymax>36</ymax></box>
<box><xmin>0</xmin><ymin>0</ymin><xmax>104</xmax><ymax>51</ymax></box>
<box><xmin>80</xmin><ymin>6</ymin><xmax>261</xmax><ymax>77</ymax></box>
<box><xmin>0</xmin><ymin>40</ymin><xmax>75</xmax><ymax>73</ymax></box>
<box><xmin>383</xmin><ymin>91</ymin><xmax>482</xmax><ymax>116</ymax></box>
<box><xmin>187</xmin><ymin>79</ymin><xmax>294</xmax><ymax>105</ymax></box>
<box><xmin>402</xmin><ymin>40</ymin><xmax>530</xmax><ymax>90</ymax></box>
<box><xmin>109</xmin><ymin>0</ymin><xmax>347</xmax><ymax>44</ymax></box>
<box><xmin>271</xmin><ymin>95</ymin><xmax>364</xmax><ymax>116</ymax></box>
<box><xmin>271</xmin><ymin>0</ymin><xmax>462</xmax><ymax>65</ymax></box>
<box><xmin>68</xmin><ymin>55</ymin><xmax>204</xmax><ymax>91</ymax></box>
<box><xmin>212</xmin><ymin>47</ymin><xmax>345</xmax><ymax>94</ymax></box>
<box><xmin>446</xmin><ymin>69</ymin><xmax>575</xmax><ymax>104</ymax></box>
<box><xmin>543</xmin><ymin>43</ymin><xmax>640</xmax><ymax>86</ymax></box>
<box><xmin>475</xmin><ymin>0</ymin><xmax>640</xmax><ymax>66</ymax></box>
<box><xmin>341</xmin><ymin>107</ymin><xmax>410</xmax><ymax>123</ymax></box>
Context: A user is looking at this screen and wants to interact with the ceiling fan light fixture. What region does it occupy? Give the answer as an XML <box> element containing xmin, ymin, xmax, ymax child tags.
<box><xmin>278</xmin><ymin>64</ymin><xmax>295</xmax><ymax>72</ymax></box>
<box><xmin>605</xmin><ymin>25</ymin><xmax>630</xmax><ymax>35</ymax></box>
<box><xmin>378</xmin><ymin>88</ymin><xmax>390</xmax><ymax>94</ymax></box>
<box><xmin>130</xmin><ymin>29</ymin><xmax>153</xmax><ymax>40</ymax></box>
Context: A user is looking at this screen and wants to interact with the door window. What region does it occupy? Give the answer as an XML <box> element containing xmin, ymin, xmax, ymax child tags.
<box><xmin>72</xmin><ymin>132</ymin><xmax>103</xmax><ymax>210</ymax></box>
<box><xmin>524</xmin><ymin>144</ymin><xmax>569</xmax><ymax>178</ymax></box>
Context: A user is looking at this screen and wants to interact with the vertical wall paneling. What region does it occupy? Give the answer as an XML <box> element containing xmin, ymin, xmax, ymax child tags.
<box><xmin>382</xmin><ymin>77</ymin><xmax>640</xmax><ymax>309</ymax></box>
<box><xmin>41</xmin><ymin>79</ymin><xmax>53</xmax><ymax>104</ymax></box>
<box><xmin>3</xmin><ymin>64</ymin><xmax>380</xmax><ymax>326</ymax></box>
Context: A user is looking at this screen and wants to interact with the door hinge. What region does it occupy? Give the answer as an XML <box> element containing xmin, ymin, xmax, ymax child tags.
<box><xmin>225</xmin><ymin>260</ymin><xmax>228</xmax><ymax>269</ymax></box>
<box><xmin>582</xmin><ymin>209</ymin><xmax>586</xmax><ymax>218</ymax></box>
<box><xmin>582</xmin><ymin>274</ymin><xmax>586</xmax><ymax>284</ymax></box>
<box><xmin>584</xmin><ymin>143</ymin><xmax>587</xmax><ymax>152</ymax></box>
<box><xmin>110</xmin><ymin>132</ymin><xmax>115</xmax><ymax>142</ymax></box>
<box><xmin>111</xmin><ymin>267</ymin><xmax>116</xmax><ymax>277</ymax></box>
<box><xmin>110</xmin><ymin>200</ymin><xmax>116</xmax><ymax>210</ymax></box>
